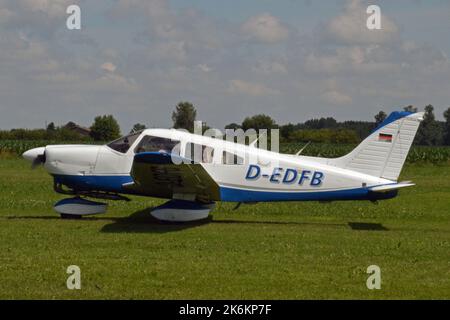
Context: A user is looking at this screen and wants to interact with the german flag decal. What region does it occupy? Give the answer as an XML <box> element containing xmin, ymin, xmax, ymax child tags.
<box><xmin>379</xmin><ymin>133</ymin><xmax>393</xmax><ymax>142</ymax></box>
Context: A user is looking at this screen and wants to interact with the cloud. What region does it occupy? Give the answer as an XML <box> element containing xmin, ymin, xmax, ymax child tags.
<box><xmin>305</xmin><ymin>53</ymin><xmax>342</xmax><ymax>74</ymax></box>
<box><xmin>321</xmin><ymin>90</ymin><xmax>353</xmax><ymax>105</ymax></box>
<box><xmin>17</xmin><ymin>0</ymin><xmax>73</xmax><ymax>18</ymax></box>
<box><xmin>325</xmin><ymin>0</ymin><xmax>398</xmax><ymax>45</ymax></box>
<box><xmin>150</xmin><ymin>41</ymin><xmax>188</xmax><ymax>63</ymax></box>
<box><xmin>320</xmin><ymin>79</ymin><xmax>353</xmax><ymax>105</ymax></box>
<box><xmin>0</xmin><ymin>7</ymin><xmax>14</xmax><ymax>23</ymax></box>
<box><xmin>0</xmin><ymin>0</ymin><xmax>80</xmax><ymax>39</ymax></box>
<box><xmin>0</xmin><ymin>0</ymin><xmax>450</xmax><ymax>130</ymax></box>
<box><xmin>197</xmin><ymin>64</ymin><xmax>212</xmax><ymax>73</ymax></box>
<box><xmin>228</xmin><ymin>79</ymin><xmax>280</xmax><ymax>97</ymax></box>
<box><xmin>94</xmin><ymin>73</ymin><xmax>139</xmax><ymax>92</ymax></box>
<box><xmin>304</xmin><ymin>45</ymin><xmax>400</xmax><ymax>75</ymax></box>
<box><xmin>253</xmin><ymin>59</ymin><xmax>288</xmax><ymax>74</ymax></box>
<box><xmin>101</xmin><ymin>62</ymin><xmax>117</xmax><ymax>73</ymax></box>
<box><xmin>242</xmin><ymin>13</ymin><xmax>289</xmax><ymax>43</ymax></box>
<box><xmin>33</xmin><ymin>72</ymin><xmax>80</xmax><ymax>83</ymax></box>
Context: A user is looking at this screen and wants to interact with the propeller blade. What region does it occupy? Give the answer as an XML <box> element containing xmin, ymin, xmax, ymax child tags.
<box><xmin>31</xmin><ymin>153</ymin><xmax>46</xmax><ymax>169</ymax></box>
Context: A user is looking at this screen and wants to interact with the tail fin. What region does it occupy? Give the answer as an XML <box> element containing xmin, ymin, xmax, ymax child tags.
<box><xmin>330</xmin><ymin>111</ymin><xmax>424</xmax><ymax>181</ymax></box>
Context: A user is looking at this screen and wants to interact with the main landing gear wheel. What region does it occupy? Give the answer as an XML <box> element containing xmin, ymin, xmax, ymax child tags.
<box><xmin>54</xmin><ymin>197</ymin><xmax>108</xmax><ymax>219</ymax></box>
<box><xmin>150</xmin><ymin>200</ymin><xmax>215</xmax><ymax>222</ymax></box>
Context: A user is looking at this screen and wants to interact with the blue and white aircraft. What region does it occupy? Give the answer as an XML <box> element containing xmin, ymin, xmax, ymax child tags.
<box><xmin>23</xmin><ymin>111</ymin><xmax>423</xmax><ymax>222</ymax></box>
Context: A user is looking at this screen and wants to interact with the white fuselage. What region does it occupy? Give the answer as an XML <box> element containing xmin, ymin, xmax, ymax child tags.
<box><xmin>37</xmin><ymin>128</ymin><xmax>394</xmax><ymax>202</ymax></box>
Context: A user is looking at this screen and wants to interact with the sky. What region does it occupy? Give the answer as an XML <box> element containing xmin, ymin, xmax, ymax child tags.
<box><xmin>0</xmin><ymin>0</ymin><xmax>449</xmax><ymax>131</ymax></box>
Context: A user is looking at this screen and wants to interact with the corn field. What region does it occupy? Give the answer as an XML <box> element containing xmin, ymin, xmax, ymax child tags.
<box><xmin>0</xmin><ymin>140</ymin><xmax>102</xmax><ymax>156</ymax></box>
<box><xmin>281</xmin><ymin>143</ymin><xmax>450</xmax><ymax>164</ymax></box>
<box><xmin>1</xmin><ymin>140</ymin><xmax>450</xmax><ymax>164</ymax></box>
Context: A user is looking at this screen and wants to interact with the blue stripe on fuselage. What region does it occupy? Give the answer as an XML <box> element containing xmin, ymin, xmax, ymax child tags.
<box><xmin>219</xmin><ymin>186</ymin><xmax>398</xmax><ymax>202</ymax></box>
<box><xmin>53</xmin><ymin>174</ymin><xmax>398</xmax><ymax>202</ymax></box>
<box><xmin>53</xmin><ymin>174</ymin><xmax>133</xmax><ymax>193</ymax></box>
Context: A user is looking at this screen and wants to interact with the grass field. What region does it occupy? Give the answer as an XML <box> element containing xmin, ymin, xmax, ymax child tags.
<box><xmin>0</xmin><ymin>157</ymin><xmax>449</xmax><ymax>299</ymax></box>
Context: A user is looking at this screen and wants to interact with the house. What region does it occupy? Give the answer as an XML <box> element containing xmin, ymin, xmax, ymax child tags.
<box><xmin>63</xmin><ymin>122</ymin><xmax>91</xmax><ymax>137</ymax></box>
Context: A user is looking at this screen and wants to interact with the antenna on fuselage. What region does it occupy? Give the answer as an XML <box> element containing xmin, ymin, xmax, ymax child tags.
<box><xmin>296</xmin><ymin>141</ymin><xmax>311</xmax><ymax>156</ymax></box>
<box><xmin>233</xmin><ymin>202</ymin><xmax>242</xmax><ymax>210</ymax></box>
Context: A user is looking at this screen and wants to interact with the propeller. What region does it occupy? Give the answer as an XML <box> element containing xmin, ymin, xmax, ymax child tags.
<box><xmin>31</xmin><ymin>152</ymin><xmax>46</xmax><ymax>169</ymax></box>
<box><xmin>23</xmin><ymin>147</ymin><xmax>46</xmax><ymax>169</ymax></box>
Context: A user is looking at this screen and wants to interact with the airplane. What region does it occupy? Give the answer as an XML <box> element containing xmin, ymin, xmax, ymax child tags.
<box><xmin>22</xmin><ymin>111</ymin><xmax>424</xmax><ymax>222</ymax></box>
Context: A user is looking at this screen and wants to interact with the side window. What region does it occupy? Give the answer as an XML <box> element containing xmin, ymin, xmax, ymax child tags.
<box><xmin>185</xmin><ymin>143</ymin><xmax>214</xmax><ymax>163</ymax></box>
<box><xmin>135</xmin><ymin>136</ymin><xmax>180</xmax><ymax>155</ymax></box>
<box><xmin>107</xmin><ymin>132</ymin><xmax>141</xmax><ymax>154</ymax></box>
<box><xmin>222</xmin><ymin>151</ymin><xmax>244</xmax><ymax>165</ymax></box>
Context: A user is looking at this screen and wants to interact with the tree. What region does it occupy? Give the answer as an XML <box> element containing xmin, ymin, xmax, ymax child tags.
<box><xmin>59</xmin><ymin>126</ymin><xmax>87</xmax><ymax>141</ymax></box>
<box><xmin>225</xmin><ymin>123</ymin><xmax>242</xmax><ymax>130</ymax></box>
<box><xmin>241</xmin><ymin>114</ymin><xmax>278</xmax><ymax>131</ymax></box>
<box><xmin>339</xmin><ymin>121</ymin><xmax>374</xmax><ymax>140</ymax></box>
<box><xmin>303</xmin><ymin>117</ymin><xmax>337</xmax><ymax>130</ymax></box>
<box><xmin>130</xmin><ymin>123</ymin><xmax>146</xmax><ymax>133</ymax></box>
<box><xmin>415</xmin><ymin>105</ymin><xmax>442</xmax><ymax>146</ymax></box>
<box><xmin>404</xmin><ymin>105</ymin><xmax>418</xmax><ymax>113</ymax></box>
<box><xmin>172</xmin><ymin>102</ymin><xmax>197</xmax><ymax>132</ymax></box>
<box><xmin>46</xmin><ymin>122</ymin><xmax>56</xmax><ymax>132</ymax></box>
<box><xmin>443</xmin><ymin>107</ymin><xmax>450</xmax><ymax>145</ymax></box>
<box><xmin>90</xmin><ymin>115</ymin><xmax>121</xmax><ymax>141</ymax></box>
<box><xmin>201</xmin><ymin>121</ymin><xmax>212</xmax><ymax>134</ymax></box>
<box><xmin>280</xmin><ymin>123</ymin><xmax>295</xmax><ymax>141</ymax></box>
<box><xmin>374</xmin><ymin>111</ymin><xmax>387</xmax><ymax>126</ymax></box>
<box><xmin>45</xmin><ymin>122</ymin><xmax>57</xmax><ymax>139</ymax></box>
<box><xmin>289</xmin><ymin>129</ymin><xmax>359</xmax><ymax>144</ymax></box>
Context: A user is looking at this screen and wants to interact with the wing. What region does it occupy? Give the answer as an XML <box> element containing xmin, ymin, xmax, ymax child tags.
<box><xmin>124</xmin><ymin>152</ymin><xmax>220</xmax><ymax>202</ymax></box>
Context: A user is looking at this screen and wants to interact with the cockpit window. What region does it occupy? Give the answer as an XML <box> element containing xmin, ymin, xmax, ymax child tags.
<box><xmin>107</xmin><ymin>132</ymin><xmax>141</xmax><ymax>153</ymax></box>
<box><xmin>185</xmin><ymin>143</ymin><xmax>214</xmax><ymax>163</ymax></box>
<box><xmin>135</xmin><ymin>135</ymin><xmax>180</xmax><ymax>155</ymax></box>
<box><xmin>223</xmin><ymin>151</ymin><xmax>244</xmax><ymax>165</ymax></box>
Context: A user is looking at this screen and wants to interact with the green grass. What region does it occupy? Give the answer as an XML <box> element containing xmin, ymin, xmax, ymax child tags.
<box><xmin>0</xmin><ymin>158</ymin><xmax>449</xmax><ymax>299</ymax></box>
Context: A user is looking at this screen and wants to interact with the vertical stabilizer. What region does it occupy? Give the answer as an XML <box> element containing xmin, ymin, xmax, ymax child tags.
<box><xmin>329</xmin><ymin>112</ymin><xmax>424</xmax><ymax>181</ymax></box>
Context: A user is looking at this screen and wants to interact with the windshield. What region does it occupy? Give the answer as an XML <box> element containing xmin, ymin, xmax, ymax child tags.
<box><xmin>135</xmin><ymin>135</ymin><xmax>180</xmax><ymax>154</ymax></box>
<box><xmin>107</xmin><ymin>132</ymin><xmax>141</xmax><ymax>153</ymax></box>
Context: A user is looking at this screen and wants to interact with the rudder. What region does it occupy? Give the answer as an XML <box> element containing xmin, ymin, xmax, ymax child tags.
<box><xmin>330</xmin><ymin>111</ymin><xmax>424</xmax><ymax>181</ymax></box>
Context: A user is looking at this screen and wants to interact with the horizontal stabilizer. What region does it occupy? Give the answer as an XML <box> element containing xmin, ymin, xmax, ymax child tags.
<box><xmin>369</xmin><ymin>182</ymin><xmax>415</xmax><ymax>193</ymax></box>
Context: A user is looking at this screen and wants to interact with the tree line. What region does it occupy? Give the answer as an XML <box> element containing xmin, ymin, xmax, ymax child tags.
<box><xmin>1</xmin><ymin>102</ymin><xmax>450</xmax><ymax>146</ymax></box>
<box><xmin>0</xmin><ymin>115</ymin><xmax>121</xmax><ymax>142</ymax></box>
<box><xmin>215</xmin><ymin>103</ymin><xmax>450</xmax><ymax>146</ymax></box>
